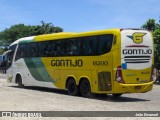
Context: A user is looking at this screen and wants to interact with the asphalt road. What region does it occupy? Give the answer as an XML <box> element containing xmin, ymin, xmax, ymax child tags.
<box><xmin>0</xmin><ymin>73</ymin><xmax>160</xmax><ymax>120</ymax></box>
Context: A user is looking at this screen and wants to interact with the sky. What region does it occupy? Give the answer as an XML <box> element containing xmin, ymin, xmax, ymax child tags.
<box><xmin>0</xmin><ymin>0</ymin><xmax>160</xmax><ymax>32</ymax></box>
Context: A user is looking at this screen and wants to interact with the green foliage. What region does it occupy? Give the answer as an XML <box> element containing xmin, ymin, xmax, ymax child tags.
<box><xmin>0</xmin><ymin>48</ymin><xmax>4</xmax><ymax>54</ymax></box>
<box><xmin>0</xmin><ymin>24</ymin><xmax>32</xmax><ymax>43</ymax></box>
<box><xmin>142</xmin><ymin>18</ymin><xmax>160</xmax><ymax>69</ymax></box>
<box><xmin>153</xmin><ymin>25</ymin><xmax>160</xmax><ymax>69</ymax></box>
<box><xmin>29</xmin><ymin>21</ymin><xmax>63</xmax><ymax>36</ymax></box>
<box><xmin>154</xmin><ymin>44</ymin><xmax>160</xmax><ymax>69</ymax></box>
<box><xmin>0</xmin><ymin>21</ymin><xmax>63</xmax><ymax>44</ymax></box>
<box><xmin>153</xmin><ymin>29</ymin><xmax>160</xmax><ymax>44</ymax></box>
<box><xmin>141</xmin><ymin>19</ymin><xmax>156</xmax><ymax>31</ymax></box>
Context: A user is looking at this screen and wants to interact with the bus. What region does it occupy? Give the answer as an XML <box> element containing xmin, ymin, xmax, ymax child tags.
<box><xmin>0</xmin><ymin>53</ymin><xmax>8</xmax><ymax>72</ymax></box>
<box><xmin>5</xmin><ymin>28</ymin><xmax>155</xmax><ymax>97</ymax></box>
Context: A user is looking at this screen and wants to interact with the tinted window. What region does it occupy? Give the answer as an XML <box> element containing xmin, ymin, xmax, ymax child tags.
<box><xmin>81</xmin><ymin>36</ymin><xmax>98</xmax><ymax>55</ymax></box>
<box><xmin>65</xmin><ymin>39</ymin><xmax>81</xmax><ymax>56</ymax></box>
<box><xmin>15</xmin><ymin>42</ymin><xmax>37</xmax><ymax>61</ymax></box>
<box><xmin>81</xmin><ymin>34</ymin><xmax>113</xmax><ymax>55</ymax></box>
<box><xmin>15</xmin><ymin>44</ymin><xmax>26</xmax><ymax>61</ymax></box>
<box><xmin>98</xmin><ymin>35</ymin><xmax>113</xmax><ymax>55</ymax></box>
<box><xmin>14</xmin><ymin>34</ymin><xmax>113</xmax><ymax>60</ymax></box>
<box><xmin>26</xmin><ymin>42</ymin><xmax>37</xmax><ymax>57</ymax></box>
<box><xmin>9</xmin><ymin>44</ymin><xmax>17</xmax><ymax>52</ymax></box>
<box><xmin>37</xmin><ymin>41</ymin><xmax>50</xmax><ymax>57</ymax></box>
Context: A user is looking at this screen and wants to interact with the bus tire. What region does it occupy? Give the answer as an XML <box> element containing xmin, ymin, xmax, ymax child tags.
<box><xmin>112</xmin><ymin>93</ymin><xmax>122</xmax><ymax>97</ymax></box>
<box><xmin>66</xmin><ymin>78</ymin><xmax>79</xmax><ymax>96</ymax></box>
<box><xmin>80</xmin><ymin>79</ymin><xmax>93</xmax><ymax>98</ymax></box>
<box><xmin>16</xmin><ymin>75</ymin><xmax>24</xmax><ymax>88</ymax></box>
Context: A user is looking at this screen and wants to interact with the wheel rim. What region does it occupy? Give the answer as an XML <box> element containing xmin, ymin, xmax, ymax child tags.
<box><xmin>81</xmin><ymin>82</ymin><xmax>90</xmax><ymax>95</ymax></box>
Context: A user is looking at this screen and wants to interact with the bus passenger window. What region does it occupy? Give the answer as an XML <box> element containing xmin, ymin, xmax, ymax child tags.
<box><xmin>81</xmin><ymin>36</ymin><xmax>97</xmax><ymax>56</ymax></box>
<box><xmin>50</xmin><ymin>42</ymin><xmax>57</xmax><ymax>56</ymax></box>
<box><xmin>65</xmin><ymin>39</ymin><xmax>78</xmax><ymax>56</ymax></box>
<box><xmin>24</xmin><ymin>42</ymin><xmax>37</xmax><ymax>58</ymax></box>
<box><xmin>39</xmin><ymin>41</ymin><xmax>50</xmax><ymax>57</ymax></box>
<box><xmin>29</xmin><ymin>43</ymin><xmax>37</xmax><ymax>57</ymax></box>
<box><xmin>44</xmin><ymin>44</ymin><xmax>51</xmax><ymax>56</ymax></box>
<box><xmin>98</xmin><ymin>35</ymin><xmax>113</xmax><ymax>55</ymax></box>
<box><xmin>15</xmin><ymin>44</ymin><xmax>26</xmax><ymax>61</ymax></box>
<box><xmin>81</xmin><ymin>38</ymin><xmax>90</xmax><ymax>55</ymax></box>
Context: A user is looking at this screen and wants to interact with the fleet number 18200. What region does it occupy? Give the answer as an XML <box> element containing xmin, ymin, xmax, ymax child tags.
<box><xmin>93</xmin><ymin>61</ymin><xmax>108</xmax><ymax>66</ymax></box>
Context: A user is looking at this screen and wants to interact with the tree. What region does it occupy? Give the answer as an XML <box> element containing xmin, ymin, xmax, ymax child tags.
<box><xmin>30</xmin><ymin>21</ymin><xmax>63</xmax><ymax>35</ymax></box>
<box><xmin>0</xmin><ymin>24</ymin><xmax>32</xmax><ymax>43</ymax></box>
<box><xmin>141</xmin><ymin>19</ymin><xmax>156</xmax><ymax>31</ymax></box>
<box><xmin>153</xmin><ymin>28</ymin><xmax>160</xmax><ymax>69</ymax></box>
<box><xmin>0</xmin><ymin>48</ymin><xmax>4</xmax><ymax>54</ymax></box>
<box><xmin>142</xmin><ymin>18</ymin><xmax>160</xmax><ymax>69</ymax></box>
<box><xmin>0</xmin><ymin>21</ymin><xmax>63</xmax><ymax>44</ymax></box>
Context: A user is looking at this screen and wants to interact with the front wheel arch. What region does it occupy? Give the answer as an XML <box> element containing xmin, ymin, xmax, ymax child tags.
<box><xmin>15</xmin><ymin>74</ymin><xmax>24</xmax><ymax>88</ymax></box>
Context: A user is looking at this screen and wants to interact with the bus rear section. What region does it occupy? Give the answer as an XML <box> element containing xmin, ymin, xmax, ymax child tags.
<box><xmin>114</xmin><ymin>29</ymin><xmax>154</xmax><ymax>94</ymax></box>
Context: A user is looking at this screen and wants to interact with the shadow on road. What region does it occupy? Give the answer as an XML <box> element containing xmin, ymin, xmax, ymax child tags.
<box><xmin>10</xmin><ymin>85</ymin><xmax>68</xmax><ymax>95</ymax></box>
<box><xmin>9</xmin><ymin>85</ymin><xmax>150</xmax><ymax>102</ymax></box>
<box><xmin>154</xmin><ymin>82</ymin><xmax>160</xmax><ymax>85</ymax></box>
<box><xmin>95</xmin><ymin>95</ymin><xmax>150</xmax><ymax>102</ymax></box>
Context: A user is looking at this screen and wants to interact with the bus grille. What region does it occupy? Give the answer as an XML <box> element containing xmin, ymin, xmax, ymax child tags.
<box><xmin>98</xmin><ymin>72</ymin><xmax>112</xmax><ymax>91</ymax></box>
<box><xmin>124</xmin><ymin>56</ymin><xmax>151</xmax><ymax>63</ymax></box>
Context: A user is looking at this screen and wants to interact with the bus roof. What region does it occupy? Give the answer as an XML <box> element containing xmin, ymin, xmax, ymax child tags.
<box><xmin>10</xmin><ymin>32</ymin><xmax>76</xmax><ymax>46</ymax></box>
<box><xmin>10</xmin><ymin>36</ymin><xmax>35</xmax><ymax>46</ymax></box>
<box><xmin>34</xmin><ymin>29</ymin><xmax>120</xmax><ymax>41</ymax></box>
<box><xmin>9</xmin><ymin>28</ymin><xmax>149</xmax><ymax>46</ymax></box>
<box><xmin>34</xmin><ymin>32</ymin><xmax>77</xmax><ymax>41</ymax></box>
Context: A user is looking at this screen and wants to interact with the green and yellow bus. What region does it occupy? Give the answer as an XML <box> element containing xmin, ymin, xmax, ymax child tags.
<box><xmin>6</xmin><ymin>28</ymin><xmax>155</xmax><ymax>97</ymax></box>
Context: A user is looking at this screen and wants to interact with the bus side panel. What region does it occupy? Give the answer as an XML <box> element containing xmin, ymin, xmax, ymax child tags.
<box><xmin>90</xmin><ymin>55</ymin><xmax>113</xmax><ymax>93</ymax></box>
<box><xmin>22</xmin><ymin>58</ymin><xmax>57</xmax><ymax>88</ymax></box>
<box><xmin>41</xmin><ymin>55</ymin><xmax>114</xmax><ymax>94</ymax></box>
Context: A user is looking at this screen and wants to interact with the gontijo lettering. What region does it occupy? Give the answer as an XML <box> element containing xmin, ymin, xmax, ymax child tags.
<box><xmin>51</xmin><ymin>59</ymin><xmax>83</xmax><ymax>67</ymax></box>
<box><xmin>122</xmin><ymin>49</ymin><xmax>152</xmax><ymax>55</ymax></box>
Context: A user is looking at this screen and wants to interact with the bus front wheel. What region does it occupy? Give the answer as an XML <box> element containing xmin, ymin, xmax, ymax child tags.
<box><xmin>16</xmin><ymin>75</ymin><xmax>24</xmax><ymax>88</ymax></box>
<box><xmin>80</xmin><ymin>79</ymin><xmax>93</xmax><ymax>98</ymax></box>
<box><xmin>66</xmin><ymin>78</ymin><xmax>79</xmax><ymax>96</ymax></box>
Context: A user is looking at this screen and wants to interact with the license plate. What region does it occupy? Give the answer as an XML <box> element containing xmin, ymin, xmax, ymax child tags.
<box><xmin>135</xmin><ymin>86</ymin><xmax>141</xmax><ymax>90</ymax></box>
